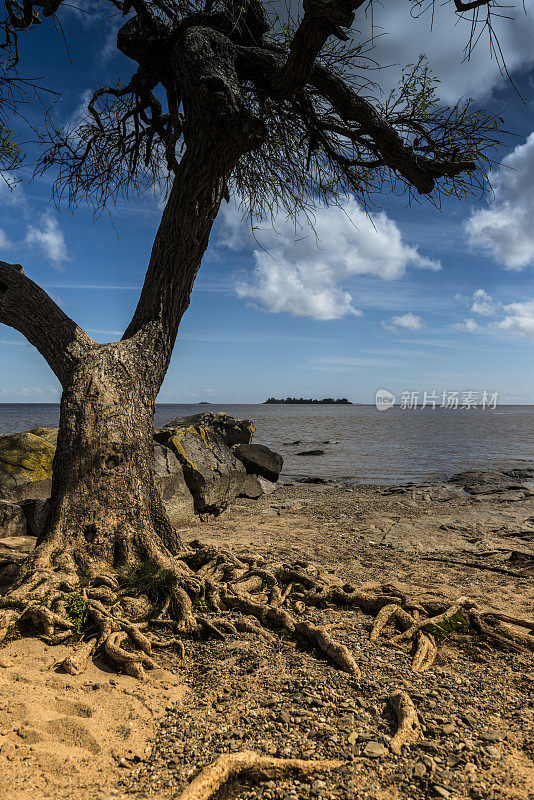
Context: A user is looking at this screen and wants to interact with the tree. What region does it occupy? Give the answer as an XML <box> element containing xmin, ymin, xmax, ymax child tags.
<box><xmin>0</xmin><ymin>0</ymin><xmax>508</xmax><ymax>672</ymax></box>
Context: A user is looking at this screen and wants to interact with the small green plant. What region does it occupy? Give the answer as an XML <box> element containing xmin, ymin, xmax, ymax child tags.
<box><xmin>193</xmin><ymin>597</ymin><xmax>210</xmax><ymax>613</ymax></box>
<box><xmin>65</xmin><ymin>593</ymin><xmax>87</xmax><ymax>632</ymax></box>
<box><xmin>118</xmin><ymin>562</ymin><xmax>177</xmax><ymax>604</ymax></box>
<box><xmin>424</xmin><ymin>609</ymin><xmax>470</xmax><ymax>638</ymax></box>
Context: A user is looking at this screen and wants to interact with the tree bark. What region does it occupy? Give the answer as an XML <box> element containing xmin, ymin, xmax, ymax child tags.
<box><xmin>14</xmin><ymin>341</ymin><xmax>183</xmax><ymax>592</ymax></box>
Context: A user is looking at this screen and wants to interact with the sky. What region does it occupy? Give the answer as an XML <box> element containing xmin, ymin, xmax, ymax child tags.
<box><xmin>1</xmin><ymin>0</ymin><xmax>534</xmax><ymax>404</ymax></box>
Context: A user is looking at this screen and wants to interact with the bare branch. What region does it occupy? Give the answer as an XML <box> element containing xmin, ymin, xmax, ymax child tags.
<box><xmin>0</xmin><ymin>260</ymin><xmax>94</xmax><ymax>383</ymax></box>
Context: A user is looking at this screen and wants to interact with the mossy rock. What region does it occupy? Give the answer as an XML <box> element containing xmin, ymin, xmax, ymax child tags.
<box><xmin>155</xmin><ymin>426</ymin><xmax>247</xmax><ymax>515</ymax></box>
<box><xmin>0</xmin><ymin>432</ymin><xmax>56</xmax><ymax>494</ymax></box>
<box><xmin>28</xmin><ymin>427</ymin><xmax>59</xmax><ymax>445</ymax></box>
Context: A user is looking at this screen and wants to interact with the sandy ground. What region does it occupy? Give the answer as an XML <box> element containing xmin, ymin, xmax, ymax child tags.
<box><xmin>1</xmin><ymin>479</ymin><xmax>533</xmax><ymax>800</ymax></box>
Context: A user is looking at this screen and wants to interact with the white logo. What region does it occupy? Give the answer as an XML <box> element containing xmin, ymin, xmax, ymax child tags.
<box><xmin>375</xmin><ymin>389</ymin><xmax>396</xmax><ymax>411</ymax></box>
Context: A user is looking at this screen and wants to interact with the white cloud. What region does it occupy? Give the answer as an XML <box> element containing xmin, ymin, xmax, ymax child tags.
<box><xmin>383</xmin><ymin>312</ymin><xmax>424</xmax><ymax>331</ymax></box>
<box><xmin>452</xmin><ymin>318</ymin><xmax>481</xmax><ymax>332</ymax></box>
<box><xmin>0</xmin><ymin>228</ymin><xmax>13</xmax><ymax>250</ymax></box>
<box><xmin>360</xmin><ymin>0</ymin><xmax>534</xmax><ymax>103</ymax></box>
<box><xmin>222</xmin><ymin>198</ymin><xmax>440</xmax><ymax>321</ymax></box>
<box><xmin>471</xmin><ymin>288</ymin><xmax>499</xmax><ymax>316</ymax></box>
<box><xmin>465</xmin><ymin>133</ymin><xmax>534</xmax><ymax>270</ymax></box>
<box><xmin>25</xmin><ymin>214</ymin><xmax>69</xmax><ymax>267</ymax></box>
<box><xmin>496</xmin><ymin>300</ymin><xmax>534</xmax><ymax>339</ymax></box>
<box><xmin>452</xmin><ymin>291</ymin><xmax>534</xmax><ymax>339</ymax></box>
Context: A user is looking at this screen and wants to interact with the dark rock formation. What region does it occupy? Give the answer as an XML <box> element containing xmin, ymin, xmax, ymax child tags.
<box><xmin>450</xmin><ymin>469</ymin><xmax>534</xmax><ymax>498</ymax></box>
<box><xmin>20</xmin><ymin>498</ymin><xmax>50</xmax><ymax>538</ymax></box>
<box><xmin>232</xmin><ymin>443</ymin><xmax>283</xmax><ymax>482</ymax></box>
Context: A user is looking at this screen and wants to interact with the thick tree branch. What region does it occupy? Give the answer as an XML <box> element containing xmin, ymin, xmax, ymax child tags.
<box><xmin>239</xmin><ymin>48</ymin><xmax>477</xmax><ymax>195</ymax></box>
<box><xmin>270</xmin><ymin>0</ymin><xmax>366</xmax><ymax>100</ymax></box>
<box><xmin>0</xmin><ymin>260</ymin><xmax>94</xmax><ymax>384</ymax></box>
<box><xmin>122</xmin><ymin>27</ymin><xmax>266</xmax><ymax>389</ymax></box>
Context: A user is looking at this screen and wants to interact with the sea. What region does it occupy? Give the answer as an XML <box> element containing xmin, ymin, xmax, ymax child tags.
<box><xmin>1</xmin><ymin>402</ymin><xmax>533</xmax><ymax>485</ymax></box>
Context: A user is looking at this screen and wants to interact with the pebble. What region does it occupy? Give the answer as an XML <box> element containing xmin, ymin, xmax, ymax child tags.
<box><xmin>462</xmin><ymin>714</ymin><xmax>477</xmax><ymax>727</ymax></box>
<box><xmin>363</xmin><ymin>741</ymin><xmax>388</xmax><ymax>758</ymax></box>
<box><xmin>485</xmin><ymin>746</ymin><xmax>501</xmax><ymax>759</ymax></box>
<box><xmin>479</xmin><ymin>731</ymin><xmax>502</xmax><ymax>742</ymax></box>
<box><xmin>413</xmin><ymin>762</ymin><xmax>426</xmax><ymax>778</ymax></box>
<box><xmin>442</xmin><ymin>723</ymin><xmax>456</xmax><ymax>735</ymax></box>
<box><xmin>433</xmin><ymin>787</ymin><xmax>450</xmax><ymax>798</ymax></box>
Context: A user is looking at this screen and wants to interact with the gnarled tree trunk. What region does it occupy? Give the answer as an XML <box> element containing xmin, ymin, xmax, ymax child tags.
<box><xmin>16</xmin><ymin>342</ymin><xmax>182</xmax><ymax>593</ymax></box>
<box><xmin>1</xmin><ymin>24</ymin><xmax>266</xmax><ymax>593</ymax></box>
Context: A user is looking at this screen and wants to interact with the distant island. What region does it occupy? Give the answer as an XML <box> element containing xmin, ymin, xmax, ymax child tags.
<box><xmin>264</xmin><ymin>397</ymin><xmax>352</xmax><ymax>405</ymax></box>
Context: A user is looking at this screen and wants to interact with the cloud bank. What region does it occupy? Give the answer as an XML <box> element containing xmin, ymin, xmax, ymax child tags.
<box><xmin>465</xmin><ymin>133</ymin><xmax>534</xmax><ymax>270</ymax></box>
<box><xmin>221</xmin><ymin>198</ymin><xmax>440</xmax><ymax>320</ymax></box>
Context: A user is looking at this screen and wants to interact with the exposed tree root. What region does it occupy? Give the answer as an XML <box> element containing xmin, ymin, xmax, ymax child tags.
<box><xmin>388</xmin><ymin>690</ymin><xmax>422</xmax><ymax>754</ymax></box>
<box><xmin>411</xmin><ymin>631</ymin><xmax>437</xmax><ymax>673</ymax></box>
<box><xmin>176</xmin><ymin>751</ymin><xmax>345</xmax><ymax>800</ymax></box>
<box><xmin>0</xmin><ymin>540</ymin><xmax>530</xmax><ymax>688</ymax></box>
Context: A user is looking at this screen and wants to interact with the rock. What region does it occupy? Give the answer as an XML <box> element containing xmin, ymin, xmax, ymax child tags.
<box><xmin>154</xmin><ymin>444</ymin><xmax>195</xmax><ymax>524</ymax></box>
<box><xmin>479</xmin><ymin>731</ymin><xmax>502</xmax><ymax>743</ymax></box>
<box><xmin>20</xmin><ymin>498</ymin><xmax>50</xmax><ymax>537</ymax></box>
<box><xmin>156</xmin><ymin>427</ymin><xmax>247</xmax><ymax>515</ymax></box>
<box><xmin>485</xmin><ymin>746</ymin><xmax>501</xmax><ymax>759</ymax></box>
<box><xmin>413</xmin><ymin>762</ymin><xmax>426</xmax><ymax>778</ymax></box>
<box><xmin>163</xmin><ymin>411</ymin><xmax>254</xmax><ymax>447</ymax></box>
<box><xmin>0</xmin><ymin>536</ymin><xmax>36</xmax><ymax>553</ymax></box>
<box><xmin>442</xmin><ymin>723</ymin><xmax>456</xmax><ymax>735</ymax></box>
<box><xmin>239</xmin><ymin>474</ymin><xmax>278</xmax><ymax>499</ymax></box>
<box><xmin>0</xmin><ymin>499</ymin><xmax>27</xmax><ymax>537</ymax></box>
<box><xmin>296</xmin><ymin>449</ymin><xmax>325</xmax><ymax>457</ymax></box>
<box><xmin>450</xmin><ymin>468</ymin><xmax>534</xmax><ymax>496</ymax></box>
<box><xmin>232</xmin><ymin>443</ymin><xmax>283</xmax><ymax>482</ymax></box>
<box><xmin>363</xmin><ymin>741</ymin><xmax>388</xmax><ymax>758</ymax></box>
<box><xmin>28</xmin><ymin>427</ymin><xmax>59</xmax><ymax>445</ymax></box>
<box><xmin>0</xmin><ymin>431</ymin><xmax>55</xmax><ymax>501</ymax></box>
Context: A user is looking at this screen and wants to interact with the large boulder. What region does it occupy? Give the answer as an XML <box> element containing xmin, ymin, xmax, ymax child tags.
<box><xmin>155</xmin><ymin>425</ymin><xmax>247</xmax><ymax>515</ymax></box>
<box><xmin>0</xmin><ymin>499</ymin><xmax>28</xmax><ymax>537</ymax></box>
<box><xmin>163</xmin><ymin>411</ymin><xmax>254</xmax><ymax>447</ymax></box>
<box><xmin>0</xmin><ymin>431</ymin><xmax>56</xmax><ymax>502</ymax></box>
<box><xmin>232</xmin><ymin>443</ymin><xmax>283</xmax><ymax>482</ymax></box>
<box><xmin>154</xmin><ymin>443</ymin><xmax>195</xmax><ymax>525</ymax></box>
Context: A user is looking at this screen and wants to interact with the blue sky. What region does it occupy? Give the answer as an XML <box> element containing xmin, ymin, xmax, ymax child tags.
<box><xmin>1</xmin><ymin>1</ymin><xmax>534</xmax><ymax>404</ymax></box>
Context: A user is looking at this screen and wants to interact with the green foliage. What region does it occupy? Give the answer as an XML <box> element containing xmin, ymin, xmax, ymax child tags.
<box><xmin>424</xmin><ymin>609</ymin><xmax>470</xmax><ymax>638</ymax></box>
<box><xmin>193</xmin><ymin>597</ymin><xmax>210</xmax><ymax>612</ymax></box>
<box><xmin>0</xmin><ymin>124</ymin><xmax>21</xmax><ymax>169</ymax></box>
<box><xmin>118</xmin><ymin>562</ymin><xmax>177</xmax><ymax>606</ymax></box>
<box><xmin>65</xmin><ymin>593</ymin><xmax>87</xmax><ymax>632</ymax></box>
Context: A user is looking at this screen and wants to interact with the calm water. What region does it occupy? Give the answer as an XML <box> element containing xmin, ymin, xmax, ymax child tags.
<box><xmin>0</xmin><ymin>403</ymin><xmax>533</xmax><ymax>484</ymax></box>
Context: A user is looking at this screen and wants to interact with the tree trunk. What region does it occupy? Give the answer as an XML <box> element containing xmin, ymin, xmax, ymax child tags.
<box><xmin>2</xmin><ymin>25</ymin><xmax>267</xmax><ymax>595</ymax></box>
<box><xmin>16</xmin><ymin>342</ymin><xmax>182</xmax><ymax>591</ymax></box>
